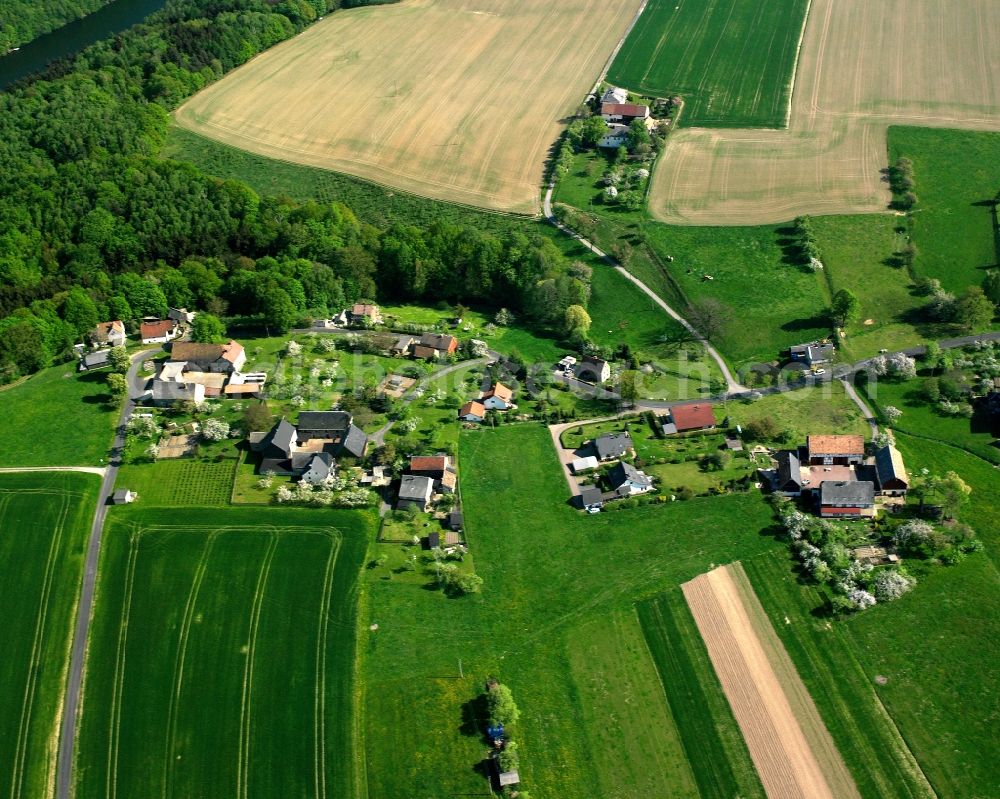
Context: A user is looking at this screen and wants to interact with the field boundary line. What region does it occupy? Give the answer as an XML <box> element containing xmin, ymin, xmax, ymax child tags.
<box><xmin>589</xmin><ymin>0</ymin><xmax>651</xmax><ymax>95</ymax></box>
<box><xmin>162</xmin><ymin>532</ymin><xmax>218</xmax><ymax>798</ymax></box>
<box><xmin>314</xmin><ymin>537</ymin><xmax>342</xmax><ymax>799</ymax></box>
<box><xmin>9</xmin><ymin>492</ymin><xmax>70</xmax><ymax>799</ymax></box>
<box><xmin>783</xmin><ymin>0</ymin><xmax>814</xmax><ymax>128</ymax></box>
<box><xmin>106</xmin><ymin>533</ymin><xmax>140</xmax><ymax>799</ymax></box>
<box><xmin>237</xmin><ymin>533</ymin><xmax>278</xmax><ymax>799</ymax></box>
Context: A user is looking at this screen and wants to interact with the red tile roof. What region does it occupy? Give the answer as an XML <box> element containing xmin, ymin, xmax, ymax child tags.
<box><xmin>484</xmin><ymin>382</ymin><xmax>513</xmax><ymax>402</ymax></box>
<box><xmin>601</xmin><ymin>102</ymin><xmax>649</xmax><ymax>117</ymax></box>
<box><xmin>807</xmin><ymin>435</ymin><xmax>864</xmax><ymax>456</ymax></box>
<box><xmin>670</xmin><ymin>403</ymin><xmax>716</xmax><ymax>431</ymax></box>
<box><xmin>140</xmin><ymin>319</ymin><xmax>176</xmax><ymax>339</ymax></box>
<box><xmin>460</xmin><ymin>401</ymin><xmax>485</xmax><ymax>418</ymax></box>
<box><xmin>410</xmin><ymin>455</ymin><xmax>448</xmax><ymax>473</ymax></box>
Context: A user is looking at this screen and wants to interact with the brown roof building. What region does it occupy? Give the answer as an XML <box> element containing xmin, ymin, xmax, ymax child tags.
<box><xmin>670</xmin><ymin>403</ymin><xmax>716</xmax><ymax>432</ymax></box>
<box><xmin>807</xmin><ymin>434</ymin><xmax>865</xmax><ymax>465</ymax></box>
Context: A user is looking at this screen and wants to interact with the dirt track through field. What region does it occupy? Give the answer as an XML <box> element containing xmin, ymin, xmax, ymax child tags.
<box><xmin>682</xmin><ymin>563</ymin><xmax>860</xmax><ymax>799</ymax></box>
<box><xmin>650</xmin><ymin>0</ymin><xmax>1000</xmax><ymax>224</ymax></box>
<box><xmin>175</xmin><ymin>0</ymin><xmax>643</xmax><ymax>214</ymax></box>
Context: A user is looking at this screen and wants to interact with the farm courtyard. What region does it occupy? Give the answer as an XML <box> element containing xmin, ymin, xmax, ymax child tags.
<box><xmin>174</xmin><ymin>0</ymin><xmax>644</xmax><ymax>214</ymax></box>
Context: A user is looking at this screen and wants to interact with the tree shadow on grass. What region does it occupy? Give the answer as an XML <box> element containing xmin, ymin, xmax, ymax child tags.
<box><xmin>780</xmin><ymin>314</ymin><xmax>830</xmax><ymax>333</ymax></box>
<box><xmin>460</xmin><ymin>694</ymin><xmax>488</xmax><ymax>738</ymax></box>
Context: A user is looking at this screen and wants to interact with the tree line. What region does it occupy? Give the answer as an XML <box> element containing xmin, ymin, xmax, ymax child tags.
<box><xmin>0</xmin><ymin>0</ymin><xmax>590</xmax><ymax>382</ymax></box>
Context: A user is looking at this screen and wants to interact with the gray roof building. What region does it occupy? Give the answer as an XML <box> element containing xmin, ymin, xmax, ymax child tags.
<box><xmin>300</xmin><ymin>452</ymin><xmax>333</xmax><ymax>485</ymax></box>
<box><xmin>579</xmin><ymin>485</ymin><xmax>604</xmax><ymax>509</ymax></box>
<box><xmin>609</xmin><ymin>461</ymin><xmax>653</xmax><ymax>494</ymax></box>
<box><xmin>297</xmin><ymin>410</ymin><xmax>352</xmax><ymax>439</ymax></box>
<box><xmin>79</xmin><ymin>349</ymin><xmax>111</xmax><ymax>371</ymax></box>
<box><xmin>340</xmin><ymin>424</ymin><xmax>368</xmax><ymax>458</ymax></box>
<box><xmin>594</xmin><ymin>432</ymin><xmax>634</xmax><ymax>461</ymax></box>
<box><xmin>776</xmin><ymin>451</ymin><xmax>803</xmax><ymax>493</ymax></box>
<box><xmin>397</xmin><ymin>474</ymin><xmax>434</xmax><ymax>510</ymax></box>
<box><xmin>819</xmin><ymin>480</ymin><xmax>875</xmax><ymax>507</ymax></box>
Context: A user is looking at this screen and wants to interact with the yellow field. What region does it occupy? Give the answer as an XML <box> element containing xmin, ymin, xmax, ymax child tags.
<box><xmin>649</xmin><ymin>0</ymin><xmax>1000</xmax><ymax>225</ymax></box>
<box><xmin>174</xmin><ymin>0</ymin><xmax>644</xmax><ymax>214</ymax></box>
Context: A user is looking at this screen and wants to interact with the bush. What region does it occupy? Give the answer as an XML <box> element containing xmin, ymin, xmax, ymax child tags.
<box><xmin>488</xmin><ymin>683</ymin><xmax>520</xmax><ymax>727</ymax></box>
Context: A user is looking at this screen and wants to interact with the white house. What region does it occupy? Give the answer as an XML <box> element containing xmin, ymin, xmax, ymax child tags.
<box><xmin>481</xmin><ymin>382</ymin><xmax>513</xmax><ymax>410</ymax></box>
<box><xmin>598</xmin><ymin>124</ymin><xmax>630</xmax><ymax>149</ymax></box>
<box><xmin>140</xmin><ymin>319</ymin><xmax>179</xmax><ymax>344</ymax></box>
<box><xmin>609</xmin><ymin>461</ymin><xmax>654</xmax><ymax>496</ymax></box>
<box><xmin>91</xmin><ymin>320</ymin><xmax>126</xmax><ymax>348</ymax></box>
<box><xmin>459</xmin><ymin>400</ymin><xmax>486</xmax><ymax>423</ymax></box>
<box><xmin>571</xmin><ymin>456</ymin><xmax>599</xmax><ymax>474</ymax></box>
<box><xmin>601</xmin><ymin>86</ymin><xmax>629</xmax><ymax>105</ymax></box>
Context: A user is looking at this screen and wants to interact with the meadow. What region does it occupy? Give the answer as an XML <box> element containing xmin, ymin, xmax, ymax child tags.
<box><xmin>889</xmin><ymin>126</ymin><xmax>1000</xmax><ymax>295</ymax></box>
<box><xmin>75</xmin><ymin>506</ymin><xmax>373</xmax><ymax>797</ymax></box>
<box><xmin>0</xmin><ymin>471</ymin><xmax>100</xmax><ymax>799</ymax></box>
<box><xmin>362</xmin><ymin>424</ymin><xmax>782</xmax><ymax>798</ymax></box>
<box><xmin>724</xmin><ymin>381</ymin><xmax>870</xmax><ymax>443</ymax></box>
<box><xmin>0</xmin><ymin>362</ymin><xmax>116</xmax><ymax>467</ymax></box>
<box><xmin>647</xmin><ymin>0</ymin><xmax>1000</xmax><ymax>225</ymax></box>
<box><xmin>175</xmin><ymin>0</ymin><xmax>644</xmax><ymax>214</ymax></box>
<box><xmin>607</xmin><ymin>0</ymin><xmax>810</xmax><ymax>128</ymax></box>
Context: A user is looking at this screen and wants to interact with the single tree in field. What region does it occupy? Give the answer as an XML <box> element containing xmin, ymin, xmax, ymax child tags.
<box><xmin>687</xmin><ymin>298</ymin><xmax>733</xmax><ymax>341</ymax></box>
<box><xmin>829</xmin><ymin>289</ymin><xmax>861</xmax><ymax>328</ymax></box>
<box><xmin>191</xmin><ymin>312</ymin><xmax>225</xmax><ymax>343</ymax></box>
<box><xmin>487</xmin><ymin>683</ymin><xmax>520</xmax><ymax>727</ymax></box>
<box><xmin>619</xmin><ymin>370</ymin><xmax>638</xmax><ymax>407</ymax></box>
<box><xmin>952</xmin><ymin>286</ymin><xmax>995</xmax><ymax>332</ymax></box>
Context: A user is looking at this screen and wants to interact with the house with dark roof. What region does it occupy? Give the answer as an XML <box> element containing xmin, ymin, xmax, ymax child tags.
<box><xmin>575</xmin><ymin>355</ymin><xmax>610</xmax><ymax>383</ymax></box>
<box><xmin>79</xmin><ymin>349</ymin><xmax>111</xmax><ymax>371</ymax></box>
<box><xmin>594</xmin><ymin>432</ymin><xmax>634</xmax><ymax>461</ymax></box>
<box><xmin>298</xmin><ymin>411</ymin><xmax>352</xmax><ymax>440</ymax></box>
<box><xmin>608</xmin><ymin>461</ymin><xmax>654</xmax><ymax>496</ymax></box>
<box><xmin>789</xmin><ymin>342</ymin><xmax>836</xmax><ymax>365</ymax></box>
<box><xmin>152</xmin><ymin>379</ymin><xmax>205</xmax><ymax>407</ymax></box>
<box><xmin>140</xmin><ymin>319</ymin><xmax>179</xmax><ymax>344</ymax></box>
<box><xmin>448</xmin><ymin>510</ymin><xmax>464</xmax><ymax>532</ymax></box>
<box><xmin>818</xmin><ymin>480</ymin><xmax>875</xmax><ymax>518</ymax></box>
<box><xmin>300</xmin><ymin>452</ymin><xmax>334</xmax><ymax>485</ymax></box>
<box><xmin>774</xmin><ymin>451</ymin><xmax>803</xmax><ymax>496</ymax></box>
<box><xmin>669</xmin><ymin>403</ymin><xmax>716</xmax><ymax>433</ymax></box>
<box><xmin>579</xmin><ymin>485</ymin><xmax>604</xmax><ymax>511</ymax></box>
<box><xmin>252</xmin><ymin>418</ymin><xmax>299</xmax><ymax>473</ymax></box>
<box><xmin>397</xmin><ymin>474</ymin><xmax>434</xmax><ymax>511</ymax></box>
<box><xmin>170</xmin><ymin>340</ymin><xmax>246</xmax><ymax>373</ymax></box>
<box><xmin>874</xmin><ymin>444</ymin><xmax>908</xmax><ymax>496</ymax></box>
<box><xmin>806</xmin><ymin>434</ymin><xmax>865</xmax><ymax>465</ymax></box>
<box><xmin>110</xmin><ymin>488</ymin><xmax>135</xmax><ymax>505</ymax></box>
<box><xmin>413</xmin><ymin>333</ymin><xmax>458</xmax><ymax>359</ymax></box>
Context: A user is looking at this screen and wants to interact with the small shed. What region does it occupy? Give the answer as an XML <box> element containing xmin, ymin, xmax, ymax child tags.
<box><xmin>571</xmin><ymin>455</ymin><xmax>599</xmax><ymax>474</ymax></box>
<box><xmin>498</xmin><ymin>770</ymin><xmax>520</xmax><ymax>787</ymax></box>
<box><xmin>448</xmin><ymin>510</ymin><xmax>464</xmax><ymax>531</ymax></box>
<box><xmin>425</xmin><ymin>531</ymin><xmax>441</xmax><ymax>549</ymax></box>
<box><xmin>111</xmin><ymin>489</ymin><xmax>135</xmax><ymax>505</ymax></box>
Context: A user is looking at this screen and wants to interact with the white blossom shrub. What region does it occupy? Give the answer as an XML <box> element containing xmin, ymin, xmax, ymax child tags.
<box><xmin>201</xmin><ymin>419</ymin><xmax>230</xmax><ymax>442</ymax></box>
<box><xmin>872</xmin><ymin>570</ymin><xmax>915</xmax><ymax>602</ymax></box>
<box><xmin>884</xmin><ymin>405</ymin><xmax>903</xmax><ymax>423</ymax></box>
<box><xmin>894</xmin><ymin>519</ymin><xmax>935</xmax><ymax>548</ymax></box>
<box><xmin>286</xmin><ymin>340</ymin><xmax>302</xmax><ymax>357</ymax></box>
<box><xmin>887</xmin><ymin>352</ymin><xmax>917</xmax><ymax>379</ymax></box>
<box><xmin>848</xmin><ymin>589</ymin><xmax>877</xmax><ymax>610</ymax></box>
<box><xmin>276</xmin><ymin>486</ymin><xmax>294</xmax><ymax>503</ymax></box>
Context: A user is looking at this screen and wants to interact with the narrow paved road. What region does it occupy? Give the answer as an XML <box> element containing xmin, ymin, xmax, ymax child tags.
<box><xmin>840</xmin><ymin>379</ymin><xmax>879</xmax><ymax>439</ymax></box>
<box><xmin>542</xmin><ymin>186</ymin><xmax>748</xmax><ymax>394</ymax></box>
<box><xmin>56</xmin><ymin>347</ymin><xmax>157</xmax><ymax>799</ymax></box>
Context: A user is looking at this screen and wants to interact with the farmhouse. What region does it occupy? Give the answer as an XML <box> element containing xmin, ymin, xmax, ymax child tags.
<box><xmin>601</xmin><ymin>85</ymin><xmax>629</xmax><ymax>105</ymax></box>
<box><xmin>79</xmin><ymin>349</ymin><xmax>111</xmax><ymax>371</ymax></box>
<box><xmin>789</xmin><ymin>342</ymin><xmax>835</xmax><ymax>365</ymax></box>
<box><xmin>413</xmin><ymin>333</ymin><xmax>458</xmax><ymax>359</ymax></box>
<box><xmin>598</xmin><ymin>124</ymin><xmax>630</xmax><ymax>149</ymax></box>
<box><xmin>601</xmin><ymin>102</ymin><xmax>650</xmax><ymax>123</ymax></box>
<box><xmin>140</xmin><ymin>319</ymin><xmax>179</xmax><ymax>344</ymax></box>
<box><xmin>390</xmin><ymin>335</ymin><xmax>414</xmax><ymax>357</ymax></box>
<box><xmin>251</xmin><ymin>412</ymin><xmax>368</xmax><ymax>474</ymax></box>
<box><xmin>608</xmin><ymin>461</ymin><xmax>654</xmax><ymax>496</ymax></box>
<box><xmin>170</xmin><ymin>340</ymin><xmax>246</xmax><ymax>374</ymax></box>
<box><xmin>409</xmin><ymin>455</ymin><xmax>457</xmax><ymax>493</ymax></box>
<box><xmin>91</xmin><ymin>320</ymin><xmax>125</xmax><ymax>348</ymax></box>
<box><xmin>397</xmin><ymin>474</ymin><xmax>434</xmax><ymax>511</ymax></box>
<box><xmin>168</xmin><ymin>307</ymin><xmax>196</xmax><ymax>324</ymax></box>
<box><xmin>594</xmin><ymin>432</ymin><xmax>634</xmax><ymax>461</ymax></box>
<box><xmin>300</xmin><ymin>452</ymin><xmax>334</xmax><ymax>485</ymax></box>
<box><xmin>818</xmin><ymin>480</ymin><xmax>875</xmax><ymax>518</ymax></box>
<box><xmin>669</xmin><ymin>403</ymin><xmax>716</xmax><ymax>432</ymax></box>
<box><xmin>482</xmin><ymin>382</ymin><xmax>514</xmax><ymax>410</ymax></box>
<box><xmin>296</xmin><ymin>410</ymin><xmax>368</xmax><ymax>458</ymax></box>
<box><xmin>152</xmin><ymin>379</ymin><xmax>205</xmax><ymax>406</ymax></box>
<box><xmin>347</xmin><ymin>303</ymin><xmax>383</xmax><ymax>326</ymax></box>
<box><xmin>459</xmin><ymin>401</ymin><xmax>485</xmax><ymax>422</ymax></box>
<box><xmin>873</xmin><ymin>444</ymin><xmax>908</xmax><ymax>496</ymax></box>
<box><xmin>575</xmin><ymin>355</ymin><xmax>610</xmax><ymax>383</ymax></box>
<box><xmin>806</xmin><ymin>434</ymin><xmax>864</xmax><ymax>465</ymax></box>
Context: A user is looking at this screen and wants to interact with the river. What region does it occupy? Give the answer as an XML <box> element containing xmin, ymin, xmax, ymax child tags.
<box><xmin>0</xmin><ymin>0</ymin><xmax>167</xmax><ymax>90</ymax></box>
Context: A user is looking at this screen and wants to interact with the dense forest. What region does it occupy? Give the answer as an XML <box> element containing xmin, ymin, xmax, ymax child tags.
<box><xmin>0</xmin><ymin>0</ymin><xmax>113</xmax><ymax>51</ymax></box>
<box><xmin>0</xmin><ymin>0</ymin><xmax>587</xmax><ymax>382</ymax></box>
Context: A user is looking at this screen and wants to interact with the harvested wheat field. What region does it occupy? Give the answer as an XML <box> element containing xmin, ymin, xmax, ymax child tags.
<box><xmin>175</xmin><ymin>0</ymin><xmax>644</xmax><ymax>214</ymax></box>
<box><xmin>650</xmin><ymin>0</ymin><xmax>1000</xmax><ymax>224</ymax></box>
<box><xmin>682</xmin><ymin>563</ymin><xmax>860</xmax><ymax>799</ymax></box>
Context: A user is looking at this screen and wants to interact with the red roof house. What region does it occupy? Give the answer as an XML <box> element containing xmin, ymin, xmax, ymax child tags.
<box><xmin>670</xmin><ymin>403</ymin><xmax>716</xmax><ymax>432</ymax></box>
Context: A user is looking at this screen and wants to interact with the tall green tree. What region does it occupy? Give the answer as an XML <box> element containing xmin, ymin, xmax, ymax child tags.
<box><xmin>953</xmin><ymin>286</ymin><xmax>995</xmax><ymax>332</ymax></box>
<box><xmin>830</xmin><ymin>289</ymin><xmax>861</xmax><ymax>327</ymax></box>
<box><xmin>191</xmin><ymin>313</ymin><xmax>226</xmax><ymax>343</ymax></box>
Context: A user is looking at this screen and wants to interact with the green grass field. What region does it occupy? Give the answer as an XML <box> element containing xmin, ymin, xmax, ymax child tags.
<box><xmin>724</xmin><ymin>381</ymin><xmax>870</xmax><ymax>443</ymax></box>
<box><xmin>863</xmin><ymin>377</ymin><xmax>1000</xmax><ymax>464</ymax></box>
<box><xmin>889</xmin><ymin>126</ymin><xmax>1000</xmax><ymax>295</ymax></box>
<box><xmin>76</xmin><ymin>505</ymin><xmax>373</xmax><ymax>798</ymax></box>
<box><xmin>845</xmin><ymin>432</ymin><xmax>1000</xmax><ymax>797</ymax></box>
<box><xmin>636</xmin><ymin>591</ymin><xmax>765</xmax><ymax>798</ymax></box>
<box><xmin>362</xmin><ymin>424</ymin><xmax>783</xmax><ymax>799</ymax></box>
<box><xmin>607</xmin><ymin>0</ymin><xmax>811</xmax><ymax>127</ymax></box>
<box><xmin>116</xmin><ymin>456</ymin><xmax>240</xmax><ymax>506</ymax></box>
<box><xmin>0</xmin><ymin>471</ymin><xmax>100</xmax><ymax>798</ymax></box>
<box><xmin>0</xmin><ymin>363</ymin><xmax>116</xmax><ymax>466</ymax></box>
